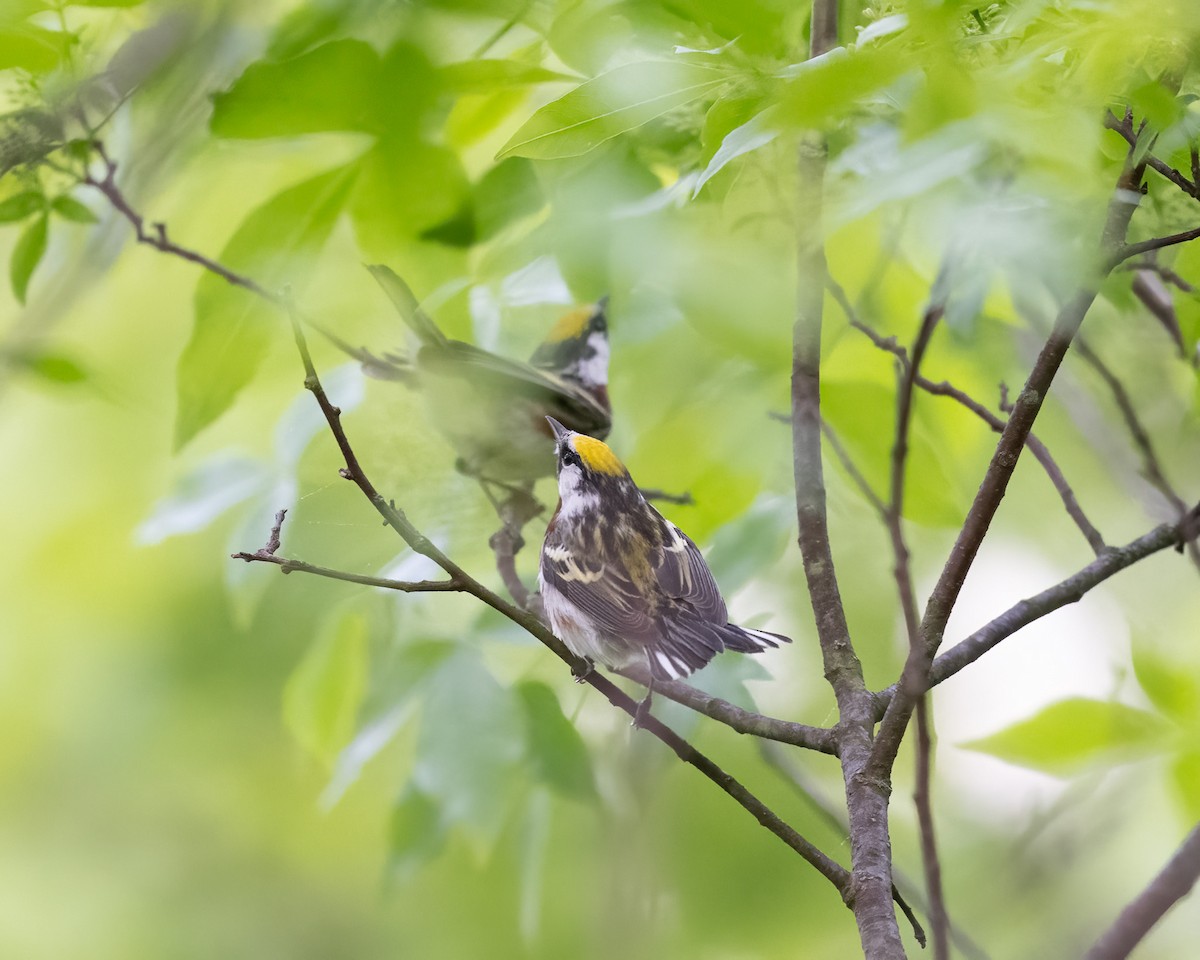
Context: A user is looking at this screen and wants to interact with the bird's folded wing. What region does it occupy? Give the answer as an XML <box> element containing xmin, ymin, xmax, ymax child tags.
<box><xmin>420</xmin><ymin>341</ymin><xmax>610</xmax><ymax>433</ymax></box>
<box><xmin>652</xmin><ymin>522</ymin><xmax>727</xmax><ymax>623</ymax></box>
<box><xmin>541</xmin><ymin>548</ymin><xmax>659</xmax><ymax>644</ymax></box>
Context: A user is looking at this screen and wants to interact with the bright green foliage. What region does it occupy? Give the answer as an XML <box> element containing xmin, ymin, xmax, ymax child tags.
<box><xmin>175</xmin><ymin>165</ymin><xmax>355</xmax><ymax>449</ymax></box>
<box><xmin>283</xmin><ymin>610</ymin><xmax>369</xmax><ymax>764</ymax></box>
<box><xmin>961</xmin><ymin>698</ymin><xmax>1173</xmax><ymax>775</ymax></box>
<box><xmin>516</xmin><ymin>681</ymin><xmax>597</xmax><ymax>801</ymax></box>
<box><xmin>9</xmin><ymin>212</ymin><xmax>45</xmax><ymax>303</ymax></box>
<box><xmin>3</xmin><ymin>0</ymin><xmax>1200</xmax><ymax>958</ymax></box>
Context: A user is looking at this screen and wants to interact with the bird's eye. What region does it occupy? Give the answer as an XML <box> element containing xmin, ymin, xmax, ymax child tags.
<box><xmin>562</xmin><ymin>449</ymin><xmax>580</xmax><ymax>468</ymax></box>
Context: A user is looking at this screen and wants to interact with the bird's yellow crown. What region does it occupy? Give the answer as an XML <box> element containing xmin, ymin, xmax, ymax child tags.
<box><xmin>573</xmin><ymin>435</ymin><xmax>625</xmax><ymax>476</ymax></box>
<box><xmin>543</xmin><ymin>306</ymin><xmax>593</xmax><ymax>344</ymax></box>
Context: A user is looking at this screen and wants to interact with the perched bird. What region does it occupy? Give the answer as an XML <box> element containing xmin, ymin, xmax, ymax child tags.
<box><xmin>538</xmin><ymin>417</ymin><xmax>789</xmax><ymax>695</ymax></box>
<box><xmin>320</xmin><ymin>265</ymin><xmax>611</xmax><ymax>484</ymax></box>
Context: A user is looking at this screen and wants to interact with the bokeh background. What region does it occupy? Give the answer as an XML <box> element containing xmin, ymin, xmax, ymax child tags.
<box><xmin>2</xmin><ymin>1</ymin><xmax>1200</xmax><ymax>957</ymax></box>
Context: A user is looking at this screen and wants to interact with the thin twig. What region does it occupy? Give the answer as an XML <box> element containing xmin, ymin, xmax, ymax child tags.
<box><xmin>232</xmin><ymin>550</ymin><xmax>464</xmax><ymax>593</ymax></box>
<box><xmin>1073</xmin><ymin>336</ymin><xmax>1200</xmax><ymax>571</ymax></box>
<box><xmin>832</xmin><ymin>282</ymin><xmax>1107</xmax><ymax>555</ymax></box>
<box><xmin>1103</xmin><ymin>110</ymin><xmax>1198</xmax><ymax>198</ymax></box>
<box><xmin>1083</xmin><ymin>822</ymin><xmax>1200</xmax><ymax>960</ymax></box>
<box><xmin>871</xmin><ymin>508</ymin><xmax>1197</xmax><ymax>715</ymax></box>
<box><xmin>82</xmin><ymin>144</ymin><xmax>275</xmax><ymax>301</ymax></box>
<box><xmin>865</xmin><ymin>137</ymin><xmax>1147</xmax><ymax>783</ymax></box>
<box><xmin>821</xmin><ymin>419</ymin><xmax>888</xmax><ymax>518</ymax></box>
<box><xmin>1110</xmin><ymin>226</ymin><xmax>1200</xmax><ymax>269</ymax></box>
<box><xmin>882</xmin><ymin>303</ymin><xmax>950</xmax><ymax>960</ymax></box>
<box><xmin>616</xmin><ymin>661</ymin><xmax>838</xmax><ymax>754</ymax></box>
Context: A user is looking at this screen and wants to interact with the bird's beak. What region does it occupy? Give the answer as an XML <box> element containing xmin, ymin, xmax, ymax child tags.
<box><xmin>545</xmin><ymin>416</ymin><xmax>571</xmax><ymax>442</ymax></box>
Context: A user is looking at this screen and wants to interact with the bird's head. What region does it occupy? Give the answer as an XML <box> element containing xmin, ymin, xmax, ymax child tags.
<box><xmin>545</xmin><ymin>416</ymin><xmax>635</xmax><ymax>514</ymax></box>
<box><xmin>530</xmin><ymin>300</ymin><xmax>609</xmax><ymax>392</ymax></box>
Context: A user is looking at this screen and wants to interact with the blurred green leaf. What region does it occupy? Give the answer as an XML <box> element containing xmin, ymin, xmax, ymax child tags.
<box><xmin>136</xmin><ymin>454</ymin><xmax>270</xmax><ymax>545</ymax></box>
<box><xmin>413</xmin><ymin>651</ymin><xmax>523</xmax><ymax>840</ymax></box>
<box><xmin>694</xmin><ymin>104</ymin><xmax>782</xmax><ymax>196</ymax></box>
<box><xmin>0</xmin><ymin>190</ymin><xmax>44</xmax><ymax>222</ymax></box>
<box><xmin>23</xmin><ymin>351</ymin><xmax>88</xmax><ymax>383</ymax></box>
<box><xmin>1171</xmin><ymin>750</ymin><xmax>1200</xmax><ymax>820</ymax></box>
<box><xmin>516</xmin><ymin>681</ymin><xmax>596</xmax><ymax>801</ymax></box>
<box><xmin>211</xmin><ymin>39</ymin><xmax>383</xmax><ymax>138</ymax></box>
<box><xmin>706</xmin><ymin>495</ymin><xmax>793</xmax><ymax>596</ymax></box>
<box><xmin>388</xmin><ymin>786</ymin><xmax>447</xmax><ymax>880</ymax></box>
<box><xmin>0</xmin><ymin>25</ymin><xmax>65</xmax><ymax>71</ymax></box>
<box><xmin>778</xmin><ymin>44</ymin><xmax>908</xmax><ymax>130</ymax></box>
<box><xmin>10</xmin><ymin>213</ymin><xmax>47</xmax><ymax>304</ymax></box>
<box><xmin>498</xmin><ymin>60</ymin><xmax>729</xmax><ymax>160</ymax></box>
<box><xmin>960</xmin><ymin>698</ymin><xmax>1172</xmax><ymax>774</ymax></box>
<box><xmin>283</xmin><ymin>611</ymin><xmax>369</xmax><ymax>765</ymax></box>
<box><xmin>440</xmin><ymin>59</ymin><xmax>576</xmax><ymax>93</ymax></box>
<box><xmin>1133</xmin><ymin>644</ymin><xmax>1200</xmax><ymax>724</ymax></box>
<box><xmin>473</xmin><ymin>158</ymin><xmax>543</xmax><ymax>241</ymax></box>
<box><xmin>174</xmin><ymin>164</ymin><xmax>355</xmax><ymax>450</ymax></box>
<box><xmin>349</xmin><ymin>137</ymin><xmax>469</xmax><ymax>251</ymax></box>
<box><xmin>49</xmin><ymin>195</ymin><xmax>97</xmax><ymax>223</ymax></box>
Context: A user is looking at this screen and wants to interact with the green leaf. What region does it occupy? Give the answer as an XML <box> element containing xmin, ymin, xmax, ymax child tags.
<box><xmin>778</xmin><ymin>44</ymin><xmax>908</xmax><ymax>130</ymax></box>
<box><xmin>1171</xmin><ymin>750</ymin><xmax>1200</xmax><ymax>820</ymax></box>
<box><xmin>440</xmin><ymin>59</ymin><xmax>576</xmax><ymax>93</ymax></box>
<box><xmin>10</xmin><ymin>213</ymin><xmax>47</xmax><ymax>305</ymax></box>
<box><xmin>497</xmin><ymin>60</ymin><xmax>729</xmax><ymax>160</ymax></box>
<box><xmin>960</xmin><ymin>698</ymin><xmax>1172</xmax><ymax>775</ymax></box>
<box><xmin>50</xmin><ymin>195</ymin><xmax>97</xmax><ymax>223</ymax></box>
<box><xmin>211</xmin><ymin>39</ymin><xmax>384</xmax><ymax>139</ymax></box>
<box><xmin>473</xmin><ymin>158</ymin><xmax>543</xmax><ymax>241</ymax></box>
<box><xmin>706</xmin><ymin>495</ymin><xmax>793</xmax><ymax>596</ymax></box>
<box><xmin>174</xmin><ymin>164</ymin><xmax>355</xmax><ymax>449</ymax></box>
<box><xmin>516</xmin><ymin>681</ymin><xmax>596</xmax><ymax>802</ymax></box>
<box><xmin>413</xmin><ymin>651</ymin><xmax>523</xmax><ymax>840</ymax></box>
<box><xmin>24</xmin><ymin>352</ymin><xmax>87</xmax><ymax>384</ymax></box>
<box><xmin>0</xmin><ymin>191</ymin><xmax>45</xmax><ymax>223</ymax></box>
<box><xmin>694</xmin><ymin>104</ymin><xmax>782</xmax><ymax>196</ymax></box>
<box><xmin>1133</xmin><ymin>645</ymin><xmax>1200</xmax><ymax>724</ymax></box>
<box><xmin>0</xmin><ymin>25</ymin><xmax>66</xmax><ymax>72</ymax></box>
<box><xmin>283</xmin><ymin>611</ymin><xmax>368</xmax><ymax>765</ymax></box>
<box><xmin>211</xmin><ymin>39</ymin><xmax>442</xmax><ymax>141</ymax></box>
<box><xmin>349</xmin><ymin>137</ymin><xmax>469</xmax><ymax>252</ymax></box>
<box><xmin>388</xmin><ymin>786</ymin><xmax>447</xmax><ymax>880</ymax></box>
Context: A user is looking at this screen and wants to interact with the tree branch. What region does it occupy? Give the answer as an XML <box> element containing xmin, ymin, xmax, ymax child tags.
<box><xmin>1083</xmin><ymin>822</ymin><xmax>1200</xmax><ymax>960</ymax></box>
<box><xmin>1110</xmin><ymin>226</ymin><xmax>1200</xmax><ymax>269</ymax></box>
<box><xmin>867</xmin><ymin>151</ymin><xmax>1147</xmax><ymax>782</ymax></box>
<box><xmin>833</xmin><ymin>283</ymin><xmax>1106</xmax><ymax>555</ymax></box>
<box><xmin>231</xmin><ymin>550</ymin><xmax>464</xmax><ymax>593</ymax></box>
<box><xmin>793</xmin><ymin>1</ymin><xmax>905</xmax><ymax>954</ymax></box>
<box><xmin>616</xmin><ymin>662</ymin><xmax>838</xmax><ymax>754</ymax></box>
<box><xmin>871</xmin><ymin>508</ymin><xmax>1197</xmax><ymax>715</ymax></box>
<box><xmin>882</xmin><ymin>303</ymin><xmax>950</xmax><ymax>959</ymax></box>
<box><xmin>1103</xmin><ymin>110</ymin><xmax>1198</xmax><ymax>199</ymax></box>
<box><xmin>1072</xmin><ymin>336</ymin><xmax>1199</xmax><ymax>571</ymax></box>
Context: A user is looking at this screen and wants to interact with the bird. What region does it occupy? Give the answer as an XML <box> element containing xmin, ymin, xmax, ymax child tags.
<box><xmin>318</xmin><ymin>264</ymin><xmax>612</xmax><ymax>486</ymax></box>
<box><xmin>538</xmin><ymin>416</ymin><xmax>789</xmax><ymax>718</ymax></box>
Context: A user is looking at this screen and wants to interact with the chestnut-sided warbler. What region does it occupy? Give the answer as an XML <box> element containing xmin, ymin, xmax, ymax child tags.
<box><xmin>325</xmin><ymin>265</ymin><xmax>612</xmax><ymax>484</ymax></box>
<box><xmin>538</xmin><ymin>418</ymin><xmax>789</xmax><ymax>685</ymax></box>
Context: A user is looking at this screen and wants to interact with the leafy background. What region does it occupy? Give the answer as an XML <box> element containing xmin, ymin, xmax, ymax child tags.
<box><xmin>2</xmin><ymin>0</ymin><xmax>1200</xmax><ymax>957</ymax></box>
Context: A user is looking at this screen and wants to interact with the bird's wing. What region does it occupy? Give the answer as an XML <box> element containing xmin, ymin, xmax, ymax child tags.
<box><xmin>366</xmin><ymin>264</ymin><xmax>449</xmax><ymax>348</ymax></box>
<box><xmin>420</xmin><ymin>341</ymin><xmax>610</xmax><ymax>434</ymax></box>
<box><xmin>540</xmin><ymin>539</ymin><xmax>660</xmax><ymax>643</ymax></box>
<box><xmin>652</xmin><ymin>521</ymin><xmax>727</xmax><ymax>623</ymax></box>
